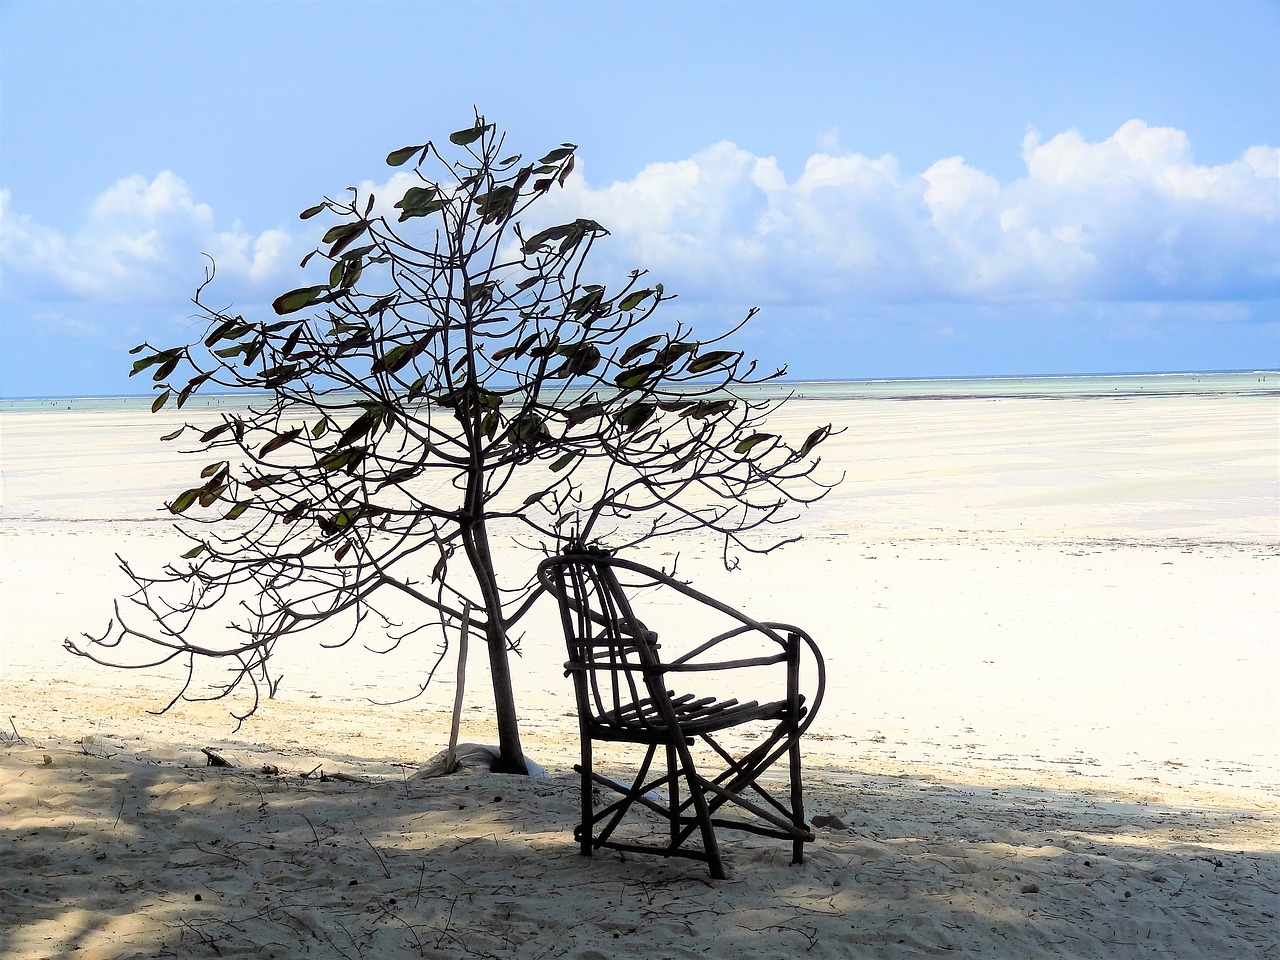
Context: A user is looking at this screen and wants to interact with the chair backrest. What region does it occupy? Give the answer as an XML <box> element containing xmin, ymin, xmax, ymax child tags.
<box><xmin>540</xmin><ymin>552</ymin><xmax>672</xmax><ymax>734</ymax></box>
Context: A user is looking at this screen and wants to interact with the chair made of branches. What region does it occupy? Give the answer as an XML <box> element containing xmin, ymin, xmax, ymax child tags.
<box><xmin>537</xmin><ymin>548</ymin><xmax>826</xmax><ymax>879</ymax></box>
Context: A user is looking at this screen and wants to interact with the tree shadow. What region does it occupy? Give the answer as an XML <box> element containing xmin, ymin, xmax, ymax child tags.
<box><xmin>2</xmin><ymin>740</ymin><xmax>1277</xmax><ymax>959</ymax></box>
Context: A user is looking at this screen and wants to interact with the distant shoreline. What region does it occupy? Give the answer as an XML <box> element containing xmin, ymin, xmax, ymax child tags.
<box><xmin>3</xmin><ymin>369</ymin><xmax>1277</xmax><ymax>411</ymax></box>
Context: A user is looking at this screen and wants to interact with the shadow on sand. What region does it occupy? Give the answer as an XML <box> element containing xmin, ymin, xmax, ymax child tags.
<box><xmin>2</xmin><ymin>736</ymin><xmax>1277</xmax><ymax>960</ymax></box>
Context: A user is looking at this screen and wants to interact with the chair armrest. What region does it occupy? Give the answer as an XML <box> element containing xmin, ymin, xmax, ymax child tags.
<box><xmin>541</xmin><ymin>551</ymin><xmax>826</xmax><ymax>733</ymax></box>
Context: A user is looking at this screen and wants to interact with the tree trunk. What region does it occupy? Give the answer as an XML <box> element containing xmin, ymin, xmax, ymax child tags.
<box><xmin>463</xmin><ymin>521</ymin><xmax>528</xmax><ymax>775</ymax></box>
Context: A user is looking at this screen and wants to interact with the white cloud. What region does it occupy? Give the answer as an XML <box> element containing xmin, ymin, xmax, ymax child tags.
<box><xmin>534</xmin><ymin>120</ymin><xmax>1278</xmax><ymax>305</ymax></box>
<box><xmin>0</xmin><ymin>173</ymin><xmax>300</xmax><ymax>302</ymax></box>
<box><xmin>3</xmin><ymin>123</ymin><xmax>1276</xmax><ymax>317</ymax></box>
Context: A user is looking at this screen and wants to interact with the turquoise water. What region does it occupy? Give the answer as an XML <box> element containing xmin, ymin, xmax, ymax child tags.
<box><xmin>2</xmin><ymin>371</ymin><xmax>1276</xmax><ymax>413</ymax></box>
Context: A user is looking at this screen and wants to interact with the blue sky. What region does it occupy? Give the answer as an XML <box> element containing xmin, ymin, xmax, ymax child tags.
<box><xmin>1</xmin><ymin>0</ymin><xmax>1276</xmax><ymax>397</ymax></box>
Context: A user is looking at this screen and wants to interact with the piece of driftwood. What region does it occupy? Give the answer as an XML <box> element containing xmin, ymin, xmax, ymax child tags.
<box><xmin>201</xmin><ymin>747</ymin><xmax>232</xmax><ymax>768</ymax></box>
<box><xmin>537</xmin><ymin>547</ymin><xmax>826</xmax><ymax>880</ymax></box>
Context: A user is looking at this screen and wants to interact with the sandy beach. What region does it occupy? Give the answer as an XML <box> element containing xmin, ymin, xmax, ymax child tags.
<box><xmin>2</xmin><ymin>390</ymin><xmax>1278</xmax><ymax>959</ymax></box>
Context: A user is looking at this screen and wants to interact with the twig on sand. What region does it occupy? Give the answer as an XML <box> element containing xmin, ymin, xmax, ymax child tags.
<box><xmin>364</xmin><ymin>835</ymin><xmax>391</xmax><ymax>879</ymax></box>
<box><xmin>414</xmin><ymin>858</ymin><xmax>426</xmax><ymax>908</ymax></box>
<box><xmin>5</xmin><ymin>716</ymin><xmax>27</xmax><ymax>745</ymax></box>
<box><xmin>300</xmin><ymin>812</ymin><xmax>321</xmax><ymax>846</ymax></box>
<box><xmin>435</xmin><ymin>895</ymin><xmax>459</xmax><ymax>950</ymax></box>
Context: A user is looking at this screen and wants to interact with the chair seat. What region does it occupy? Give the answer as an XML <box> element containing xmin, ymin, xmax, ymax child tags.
<box><xmin>589</xmin><ymin>691</ymin><xmax>807</xmax><ymax>742</ymax></box>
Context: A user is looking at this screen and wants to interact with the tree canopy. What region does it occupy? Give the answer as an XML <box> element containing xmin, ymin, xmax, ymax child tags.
<box><xmin>68</xmin><ymin>115</ymin><xmax>840</xmax><ymax>773</ymax></box>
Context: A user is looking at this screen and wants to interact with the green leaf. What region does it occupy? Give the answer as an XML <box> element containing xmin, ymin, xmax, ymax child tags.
<box><xmin>260</xmin><ymin>363</ymin><xmax>300</xmax><ymax>388</ymax></box>
<box><xmin>129</xmin><ymin>348</ymin><xmax>182</xmax><ymax>377</ymax></box>
<box><xmin>569</xmin><ymin>288</ymin><xmax>604</xmax><ymax>319</ymax></box>
<box><xmin>734</xmin><ymin>432</ymin><xmax>775</xmax><ymax>455</ymax></box>
<box><xmin>151</xmin><ymin>390</ymin><xmax>170</xmax><ymax>413</ymax></box>
<box><xmin>176</xmin><ymin>374</ymin><xmax>206</xmax><ymax>410</ymax></box>
<box><xmin>616</xmin><ymin>402</ymin><xmax>656</xmax><ymax>431</ymax></box>
<box><xmin>299</xmin><ymin>202</ymin><xmax>327</xmax><ymax>220</ymax></box>
<box><xmin>152</xmin><ymin>357</ymin><xmax>179</xmax><ymax>382</ymax></box>
<box><xmin>376</xmin><ymin>343</ymin><xmax>412</xmax><ymax>375</ymax></box>
<box><xmin>521</xmin><ymin>223</ymin><xmax>572</xmax><ymax>254</ymax></box>
<box><xmin>224</xmin><ymin>501</ymin><xmax>252</xmax><ymax>520</ymax></box>
<box><xmin>323</xmin><ymin>221</ymin><xmax>368</xmax><ymax>258</ymax></box>
<box><xmin>374</xmin><ymin>333</ymin><xmax>434</xmax><ymax>375</ymax></box>
<box><xmin>198</xmin><ymin>485</ymin><xmax>225</xmax><ymax>508</ymax></box>
<box><xmin>564</xmin><ymin>401</ymin><xmax>607</xmax><ymax>428</ymax></box>
<box><xmin>181</xmin><ymin>544</ymin><xmax>205</xmax><ymax>559</ymax></box>
<box><xmin>386</xmin><ymin>144</ymin><xmax>423</xmax><ymax>166</ymax></box>
<box><xmin>508</xmin><ymin>412</ymin><xmax>546</xmax><ymax>445</ymax></box>
<box><xmin>799</xmin><ymin>426</ymin><xmax>829</xmax><ymax>457</ymax></box>
<box><xmin>128</xmin><ymin>343</ymin><xmax>148</xmax><ymax>355</ymax></box>
<box><xmin>465</xmin><ymin>280</ymin><xmax>498</xmax><ymax>304</ymax></box>
<box><xmin>615</xmin><ymin>364</ymin><xmax>660</xmax><ymax>390</ymax></box>
<box><xmin>619</xmin><ymin>335</ymin><xmax>662</xmax><ymax>366</ymax></box>
<box><xmin>475</xmin><ymin>185</ymin><xmax>516</xmax><ymax>223</ymax></box>
<box><xmin>395</xmin><ymin>186</ymin><xmax>445</xmax><ymax>221</ymax></box>
<box><xmin>200</xmin><ymin>461</ymin><xmax>225</xmax><ymax>479</ymax></box>
<box><xmin>272</xmin><ymin>285</ymin><xmax>330</xmax><ymax>316</ymax></box>
<box><xmin>549</xmin><ymin>452</ymin><xmax>577</xmax><ymax>472</ymax></box>
<box><xmin>204</xmin><ymin>316</ymin><xmax>242</xmax><ymax>347</ymax></box>
<box><xmin>617</xmin><ymin>289</ymin><xmax>653</xmax><ymax>313</ymax></box>
<box><xmin>567</xmin><ymin>343</ymin><xmax>602</xmax><ymax>376</ymax></box>
<box><xmin>260</xmin><ymin>427</ymin><xmax>302</xmax><ymax>457</ymax></box>
<box><xmin>490</xmin><ymin>345</ymin><xmax>519</xmax><ymax>362</ymax></box>
<box><xmin>335</xmin><ymin>410</ymin><xmax>380</xmax><ymax>448</ymax></box>
<box><xmin>449</xmin><ymin>123</ymin><xmax>493</xmax><ymax>145</ymax></box>
<box><xmin>169</xmin><ymin>488</ymin><xmax>202</xmax><ymax>515</ymax></box>
<box><xmin>160</xmin><ymin>427</ymin><xmax>184</xmax><ymax>441</ymax></box>
<box><xmin>523</xmin><ymin>488</ymin><xmax>551</xmax><ymax>506</ymax></box>
<box><xmin>375</xmin><ymin>466</ymin><xmax>419</xmax><ymax>489</ymax></box>
<box><xmin>687</xmin><ymin>350</ymin><xmax>739</xmax><ymax>374</ymax></box>
<box><xmin>200</xmin><ymin>422</ymin><xmax>234</xmax><ymax>443</ymax></box>
<box><xmin>316</xmin><ymin>448</ymin><xmax>362</xmax><ymax>472</ymax></box>
<box><xmin>683</xmin><ymin>399</ymin><xmax>735</xmax><ymax>420</ymax></box>
<box><xmin>654</xmin><ymin>341</ymin><xmax>698</xmax><ymax>367</ymax></box>
<box><xmin>539</xmin><ymin>146</ymin><xmax>575</xmax><ymax>164</ymax></box>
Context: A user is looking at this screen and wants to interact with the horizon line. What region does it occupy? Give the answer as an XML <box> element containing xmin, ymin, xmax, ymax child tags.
<box><xmin>2</xmin><ymin>368</ymin><xmax>1276</xmax><ymax>403</ymax></box>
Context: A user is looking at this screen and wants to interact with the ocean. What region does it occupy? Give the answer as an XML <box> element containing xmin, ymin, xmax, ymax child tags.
<box><xmin>1</xmin><ymin>370</ymin><xmax>1276</xmax><ymax>414</ymax></box>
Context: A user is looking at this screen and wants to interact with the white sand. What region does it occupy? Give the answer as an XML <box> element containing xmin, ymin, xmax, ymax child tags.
<box><xmin>2</xmin><ymin>394</ymin><xmax>1278</xmax><ymax>958</ymax></box>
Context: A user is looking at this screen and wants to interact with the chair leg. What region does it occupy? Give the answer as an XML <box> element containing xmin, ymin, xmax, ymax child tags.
<box><xmin>790</xmin><ymin>726</ymin><xmax>805</xmax><ymax>865</ymax></box>
<box><xmin>579</xmin><ymin>735</ymin><xmax>593</xmax><ymax>858</ymax></box>
<box><xmin>673</xmin><ymin>741</ymin><xmax>725</xmax><ymax>880</ymax></box>
<box><xmin>666</xmin><ymin>744</ymin><xmax>680</xmax><ymax>850</ymax></box>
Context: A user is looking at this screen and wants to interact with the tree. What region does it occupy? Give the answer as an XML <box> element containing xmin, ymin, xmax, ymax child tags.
<box><xmin>67</xmin><ymin>115</ymin><xmax>840</xmax><ymax>774</ymax></box>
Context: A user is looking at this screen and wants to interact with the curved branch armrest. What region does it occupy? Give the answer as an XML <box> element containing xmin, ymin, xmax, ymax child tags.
<box><xmin>537</xmin><ymin>551</ymin><xmax>826</xmax><ymax>734</ymax></box>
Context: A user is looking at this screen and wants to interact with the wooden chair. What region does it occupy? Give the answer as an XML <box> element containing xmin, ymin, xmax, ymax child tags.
<box><xmin>537</xmin><ymin>547</ymin><xmax>826</xmax><ymax>879</ymax></box>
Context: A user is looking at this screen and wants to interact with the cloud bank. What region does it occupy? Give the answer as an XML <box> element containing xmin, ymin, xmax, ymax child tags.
<box><xmin>0</xmin><ymin>172</ymin><xmax>294</xmax><ymax>303</ymax></box>
<box><xmin>545</xmin><ymin>120</ymin><xmax>1278</xmax><ymax>305</ymax></box>
<box><xmin>2</xmin><ymin>121</ymin><xmax>1276</xmax><ymax>313</ymax></box>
